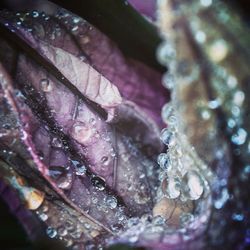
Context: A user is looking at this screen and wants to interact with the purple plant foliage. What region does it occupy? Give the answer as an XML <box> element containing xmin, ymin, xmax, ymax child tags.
<box><xmin>128</xmin><ymin>0</ymin><xmax>157</xmax><ymax>19</ymax></box>
<box><xmin>0</xmin><ymin>6</ymin><xmax>168</xmax><ymax>249</ymax></box>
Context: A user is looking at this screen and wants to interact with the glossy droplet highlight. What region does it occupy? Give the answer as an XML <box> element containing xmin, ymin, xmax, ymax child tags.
<box><xmin>160</xmin><ymin>128</ymin><xmax>173</xmax><ymax>145</ymax></box>
<box><xmin>91</xmin><ymin>176</ymin><xmax>106</xmax><ymax>191</ymax></box>
<box><xmin>182</xmin><ymin>171</ymin><xmax>204</xmax><ymax>200</ymax></box>
<box><xmin>46</xmin><ymin>227</ymin><xmax>57</xmax><ymax>238</ymax></box>
<box><xmin>166</xmin><ymin>177</ymin><xmax>181</xmax><ymax>199</ymax></box>
<box><xmin>71</xmin><ymin>122</ymin><xmax>92</xmax><ymax>144</ymax></box>
<box><xmin>157</xmin><ymin>153</ymin><xmax>169</xmax><ymax>170</ymax></box>
<box><xmin>40</xmin><ymin>79</ymin><xmax>52</xmax><ymax>92</ymax></box>
<box><xmin>106</xmin><ymin>196</ymin><xmax>118</xmax><ymax>209</ymax></box>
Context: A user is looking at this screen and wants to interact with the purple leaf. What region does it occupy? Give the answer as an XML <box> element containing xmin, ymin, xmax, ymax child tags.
<box><xmin>0</xmin><ymin>8</ymin><xmax>166</xmax><ymax>249</ymax></box>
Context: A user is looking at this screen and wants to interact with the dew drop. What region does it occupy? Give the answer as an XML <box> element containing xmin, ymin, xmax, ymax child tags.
<box><xmin>40</xmin><ymin>79</ymin><xmax>52</xmax><ymax>92</ymax></box>
<box><xmin>195</xmin><ymin>30</ymin><xmax>206</xmax><ymax>43</ymax></box>
<box><xmin>232</xmin><ymin>213</ymin><xmax>244</xmax><ymax>221</ymax></box>
<box><xmin>49</xmin><ymin>166</ymin><xmax>73</xmax><ymax>190</ymax></box>
<box><xmin>152</xmin><ymin>215</ymin><xmax>165</xmax><ymax>226</ymax></box>
<box><xmin>231</xmin><ymin>128</ymin><xmax>247</xmax><ymax>145</ymax></box>
<box><xmin>101</xmin><ymin>156</ymin><xmax>109</xmax><ymax>166</ymax></box>
<box><xmin>166</xmin><ymin>177</ymin><xmax>181</xmax><ymax>199</ymax></box>
<box><xmin>161</xmin><ymin>103</ymin><xmax>174</xmax><ymax>123</ymax></box>
<box><xmin>233</xmin><ymin>91</ymin><xmax>245</xmax><ymax>106</ymax></box>
<box><xmin>160</xmin><ymin>128</ymin><xmax>173</xmax><ymax>145</ymax></box>
<box><xmin>51</xmin><ymin>137</ymin><xmax>63</xmax><ymax>148</ymax></box>
<box><xmin>157</xmin><ymin>42</ymin><xmax>176</xmax><ymax>65</ymax></box>
<box><xmin>182</xmin><ymin>171</ymin><xmax>204</xmax><ymax>200</ymax></box>
<box><xmin>72</xmin><ymin>26</ymin><xmax>78</xmax><ymax>32</ymax></box>
<box><xmin>180</xmin><ymin>213</ymin><xmax>194</xmax><ymax>226</ymax></box>
<box><xmin>75</xmin><ymin>165</ymin><xmax>87</xmax><ymax>176</ymax></box>
<box><xmin>200</xmin><ymin>0</ymin><xmax>212</xmax><ymax>7</ymax></box>
<box><xmin>58</xmin><ymin>227</ymin><xmax>68</xmax><ymax>236</ymax></box>
<box><xmin>163</xmin><ymin>73</ymin><xmax>175</xmax><ymax>90</ymax></box>
<box><xmin>71</xmin><ymin>122</ymin><xmax>92</xmax><ymax>144</ymax></box>
<box><xmin>91</xmin><ymin>177</ymin><xmax>106</xmax><ymax>191</ymax></box>
<box><xmin>157</xmin><ymin>153</ymin><xmax>169</xmax><ymax>170</ymax></box>
<box><xmin>32</xmin><ymin>11</ymin><xmax>39</xmax><ymax>18</ymax></box>
<box><xmin>73</xmin><ymin>17</ymin><xmax>81</xmax><ymax>24</ymax></box>
<box><xmin>208</xmin><ymin>39</ymin><xmax>228</xmax><ymax>62</ymax></box>
<box><xmin>39</xmin><ymin>213</ymin><xmax>48</xmax><ymax>221</ymax></box>
<box><xmin>227</xmin><ymin>75</ymin><xmax>238</xmax><ymax>88</ymax></box>
<box><xmin>46</xmin><ymin>227</ymin><xmax>57</xmax><ymax>238</ymax></box>
<box><xmin>106</xmin><ymin>196</ymin><xmax>117</xmax><ymax>209</ymax></box>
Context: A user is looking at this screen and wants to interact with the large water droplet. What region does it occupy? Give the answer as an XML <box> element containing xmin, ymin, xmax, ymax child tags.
<box><xmin>49</xmin><ymin>166</ymin><xmax>72</xmax><ymax>190</ymax></box>
<box><xmin>182</xmin><ymin>171</ymin><xmax>204</xmax><ymax>200</ymax></box>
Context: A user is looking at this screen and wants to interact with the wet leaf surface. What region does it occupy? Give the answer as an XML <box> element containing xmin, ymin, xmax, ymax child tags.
<box><xmin>0</xmin><ymin>7</ymin><xmax>166</xmax><ymax>249</ymax></box>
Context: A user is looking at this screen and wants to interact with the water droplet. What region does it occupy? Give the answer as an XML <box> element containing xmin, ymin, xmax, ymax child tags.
<box><xmin>214</xmin><ymin>188</ymin><xmax>229</xmax><ymax>209</ymax></box>
<box><xmin>232</xmin><ymin>213</ymin><xmax>244</xmax><ymax>221</ymax></box>
<box><xmin>65</xmin><ymin>220</ymin><xmax>75</xmax><ymax>231</ymax></box>
<box><xmin>127</xmin><ymin>217</ymin><xmax>139</xmax><ymax>227</ymax></box>
<box><xmin>161</xmin><ymin>103</ymin><xmax>174</xmax><ymax>124</ymax></box>
<box><xmin>231</xmin><ymin>128</ymin><xmax>247</xmax><ymax>145</ymax></box>
<box><xmin>84</xmin><ymin>223</ymin><xmax>91</xmax><ymax>229</ymax></box>
<box><xmin>157</xmin><ymin>153</ymin><xmax>169</xmax><ymax>170</ymax></box>
<box><xmin>58</xmin><ymin>226</ymin><xmax>68</xmax><ymax>236</ymax></box>
<box><xmin>180</xmin><ymin>213</ymin><xmax>194</xmax><ymax>226</ymax></box>
<box><xmin>72</xmin><ymin>26</ymin><xmax>78</xmax><ymax>32</ymax></box>
<box><xmin>91</xmin><ymin>176</ymin><xmax>106</xmax><ymax>191</ymax></box>
<box><xmin>166</xmin><ymin>177</ymin><xmax>181</xmax><ymax>199</ymax></box>
<box><xmin>46</xmin><ymin>227</ymin><xmax>57</xmax><ymax>238</ymax></box>
<box><xmin>152</xmin><ymin>215</ymin><xmax>165</xmax><ymax>225</ymax></box>
<box><xmin>168</xmin><ymin>115</ymin><xmax>177</xmax><ymax>125</ymax></box>
<box><xmin>89</xmin><ymin>118</ymin><xmax>96</xmax><ymax>125</ymax></box>
<box><xmin>208</xmin><ymin>99</ymin><xmax>221</xmax><ymax>109</ymax></box>
<box><xmin>51</xmin><ymin>137</ymin><xmax>63</xmax><ymax>148</ymax></box>
<box><xmin>71</xmin><ymin>122</ymin><xmax>92</xmax><ymax>144</ymax></box>
<box><xmin>157</xmin><ymin>42</ymin><xmax>176</xmax><ymax>65</ymax></box>
<box><xmin>49</xmin><ymin>166</ymin><xmax>72</xmax><ymax>190</ymax></box>
<box><xmin>160</xmin><ymin>128</ymin><xmax>173</xmax><ymax>145</ymax></box>
<box><xmin>40</xmin><ymin>79</ymin><xmax>52</xmax><ymax>92</ymax></box>
<box><xmin>101</xmin><ymin>156</ymin><xmax>109</xmax><ymax>166</ymax></box>
<box><xmin>227</xmin><ymin>118</ymin><xmax>236</xmax><ymax>129</ymax></box>
<box><xmin>208</xmin><ymin>39</ymin><xmax>228</xmax><ymax>62</ymax></box>
<box><xmin>106</xmin><ymin>196</ymin><xmax>117</xmax><ymax>209</ymax></box>
<box><xmin>75</xmin><ymin>165</ymin><xmax>86</xmax><ymax>176</ymax></box>
<box><xmin>38</xmin><ymin>213</ymin><xmax>48</xmax><ymax>221</ymax></box>
<box><xmin>200</xmin><ymin>108</ymin><xmax>211</xmax><ymax>120</ymax></box>
<box><xmin>200</xmin><ymin>0</ymin><xmax>212</xmax><ymax>7</ymax></box>
<box><xmin>163</xmin><ymin>73</ymin><xmax>175</xmax><ymax>90</ymax></box>
<box><xmin>195</xmin><ymin>30</ymin><xmax>206</xmax><ymax>43</ymax></box>
<box><xmin>32</xmin><ymin>11</ymin><xmax>39</xmax><ymax>18</ymax></box>
<box><xmin>73</xmin><ymin>17</ymin><xmax>81</xmax><ymax>24</ymax></box>
<box><xmin>182</xmin><ymin>171</ymin><xmax>204</xmax><ymax>200</ymax></box>
<box><xmin>233</xmin><ymin>91</ymin><xmax>245</xmax><ymax>106</ymax></box>
<box><xmin>227</xmin><ymin>75</ymin><xmax>238</xmax><ymax>88</ymax></box>
<box><xmin>128</xmin><ymin>235</ymin><xmax>139</xmax><ymax>243</ymax></box>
